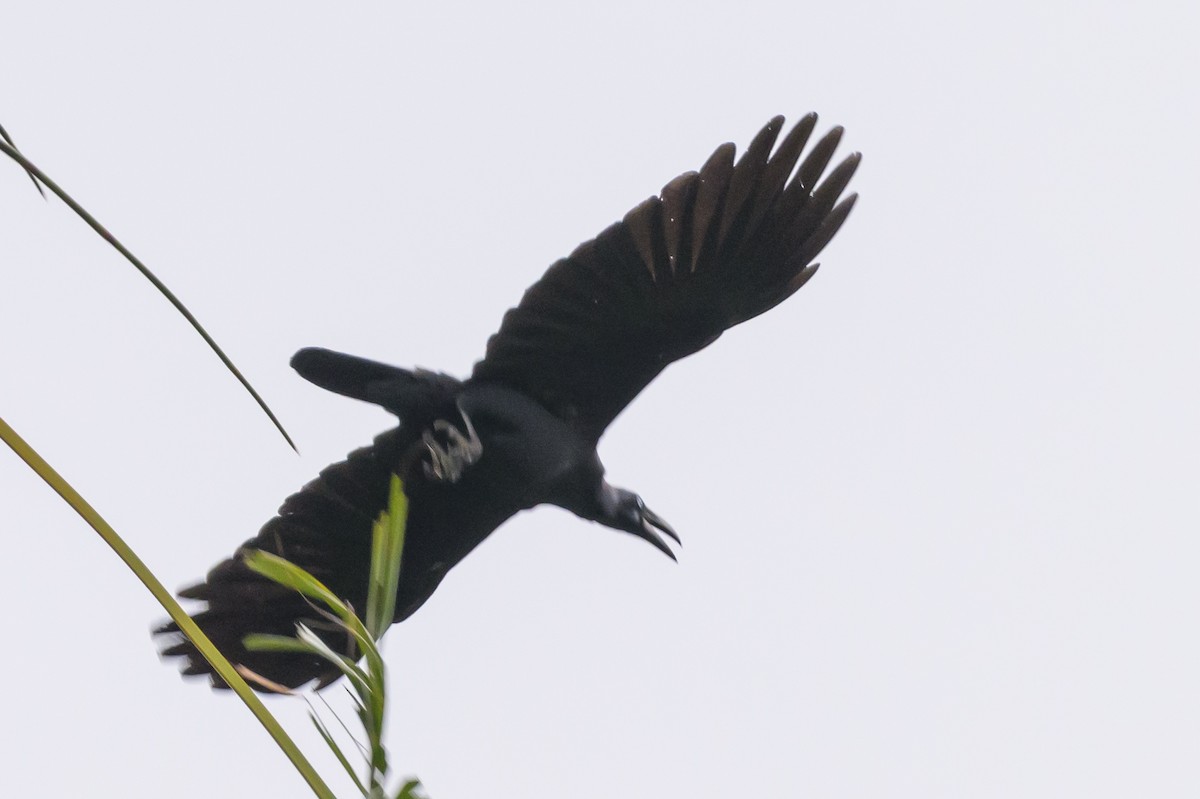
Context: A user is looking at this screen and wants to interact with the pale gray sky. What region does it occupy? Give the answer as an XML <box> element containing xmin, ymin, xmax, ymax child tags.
<box><xmin>3</xmin><ymin>2</ymin><xmax>1198</xmax><ymax>797</ymax></box>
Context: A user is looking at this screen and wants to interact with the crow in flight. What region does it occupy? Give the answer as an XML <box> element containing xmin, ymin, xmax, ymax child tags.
<box><xmin>158</xmin><ymin>114</ymin><xmax>859</xmax><ymax>689</ymax></box>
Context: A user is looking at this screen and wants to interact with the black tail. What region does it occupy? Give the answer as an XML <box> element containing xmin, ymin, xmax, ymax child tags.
<box><xmin>291</xmin><ymin>347</ymin><xmax>460</xmax><ymax>420</ymax></box>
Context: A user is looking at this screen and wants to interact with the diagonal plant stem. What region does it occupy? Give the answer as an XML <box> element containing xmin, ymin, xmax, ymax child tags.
<box><xmin>0</xmin><ymin>415</ymin><xmax>331</xmax><ymax>799</ymax></box>
<box><xmin>0</xmin><ymin>136</ymin><xmax>296</xmax><ymax>452</ymax></box>
<box><xmin>0</xmin><ymin>122</ymin><xmax>46</xmax><ymax>197</ymax></box>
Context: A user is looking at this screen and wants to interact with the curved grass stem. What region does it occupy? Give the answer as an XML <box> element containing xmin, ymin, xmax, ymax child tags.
<box><xmin>0</xmin><ymin>136</ymin><xmax>296</xmax><ymax>452</ymax></box>
<box><xmin>0</xmin><ymin>415</ymin><xmax>333</xmax><ymax>799</ymax></box>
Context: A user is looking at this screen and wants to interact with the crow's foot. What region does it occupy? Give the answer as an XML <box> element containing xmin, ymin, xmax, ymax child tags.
<box><xmin>422</xmin><ymin>403</ymin><xmax>482</xmax><ymax>483</ymax></box>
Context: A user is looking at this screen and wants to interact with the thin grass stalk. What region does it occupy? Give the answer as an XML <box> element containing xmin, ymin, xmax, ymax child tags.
<box><xmin>0</xmin><ymin>122</ymin><xmax>46</xmax><ymax>196</ymax></box>
<box><xmin>0</xmin><ymin>415</ymin><xmax>335</xmax><ymax>799</ymax></box>
<box><xmin>0</xmin><ymin>137</ymin><xmax>295</xmax><ymax>451</ymax></box>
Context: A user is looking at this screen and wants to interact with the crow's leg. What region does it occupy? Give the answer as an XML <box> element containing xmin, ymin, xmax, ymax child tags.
<box><xmin>422</xmin><ymin>402</ymin><xmax>483</xmax><ymax>483</ymax></box>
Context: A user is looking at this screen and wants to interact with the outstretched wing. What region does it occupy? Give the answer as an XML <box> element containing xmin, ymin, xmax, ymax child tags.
<box><xmin>471</xmin><ymin>114</ymin><xmax>859</xmax><ymax>442</ymax></box>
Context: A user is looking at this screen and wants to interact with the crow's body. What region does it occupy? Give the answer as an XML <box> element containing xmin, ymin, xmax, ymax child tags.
<box><xmin>159</xmin><ymin>115</ymin><xmax>859</xmax><ymax>689</ymax></box>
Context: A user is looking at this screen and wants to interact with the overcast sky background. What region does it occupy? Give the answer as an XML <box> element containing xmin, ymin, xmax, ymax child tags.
<box><xmin>3</xmin><ymin>3</ymin><xmax>1198</xmax><ymax>797</ymax></box>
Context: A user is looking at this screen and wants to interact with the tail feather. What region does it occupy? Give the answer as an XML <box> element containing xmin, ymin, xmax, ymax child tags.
<box><xmin>291</xmin><ymin>347</ymin><xmax>460</xmax><ymax>420</ymax></box>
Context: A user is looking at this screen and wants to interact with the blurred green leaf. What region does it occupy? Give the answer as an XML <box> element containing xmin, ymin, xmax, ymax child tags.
<box><xmin>242</xmin><ymin>633</ymin><xmax>324</xmax><ymax>655</ymax></box>
<box><xmin>244</xmin><ymin>550</ymin><xmax>351</xmax><ymax>618</ymax></box>
<box><xmin>368</xmin><ymin>477</ymin><xmax>408</xmax><ymax>640</ymax></box>
<box><xmin>395</xmin><ymin>779</ymin><xmax>424</xmax><ymax>799</ymax></box>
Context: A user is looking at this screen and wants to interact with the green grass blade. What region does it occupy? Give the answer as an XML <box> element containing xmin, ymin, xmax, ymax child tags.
<box><xmin>295</xmin><ymin>623</ymin><xmax>373</xmax><ymax>697</ymax></box>
<box><xmin>345</xmin><ymin>685</ymin><xmax>368</xmax><ymax>717</ymax></box>
<box><xmin>0</xmin><ymin>416</ymin><xmax>334</xmax><ymax>799</ymax></box>
<box><xmin>316</xmin><ymin>691</ymin><xmax>372</xmax><ymax>760</ymax></box>
<box><xmin>310</xmin><ymin>712</ymin><xmax>368</xmax><ymax>796</ymax></box>
<box><xmin>365</xmin><ymin>513</ymin><xmax>388</xmax><ymax>640</ymax></box>
<box><xmin>395</xmin><ymin>779</ymin><xmax>423</xmax><ymax>799</ymax></box>
<box><xmin>374</xmin><ymin>477</ymin><xmax>408</xmax><ymax>640</ymax></box>
<box><xmin>243</xmin><ymin>633</ymin><xmax>328</xmax><ymax>655</ymax></box>
<box><xmin>244</xmin><ymin>550</ymin><xmax>352</xmax><ymax>619</ymax></box>
<box><xmin>0</xmin><ymin>137</ymin><xmax>296</xmax><ymax>452</ymax></box>
<box><xmin>361</xmin><ymin>477</ymin><xmax>410</xmax><ymax>783</ymax></box>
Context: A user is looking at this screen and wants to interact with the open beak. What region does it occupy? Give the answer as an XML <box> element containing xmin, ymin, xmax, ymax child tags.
<box><xmin>634</xmin><ymin>506</ymin><xmax>681</xmax><ymax>561</ymax></box>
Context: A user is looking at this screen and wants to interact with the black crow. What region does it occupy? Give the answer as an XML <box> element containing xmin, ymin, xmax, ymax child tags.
<box><xmin>158</xmin><ymin>114</ymin><xmax>859</xmax><ymax>689</ymax></box>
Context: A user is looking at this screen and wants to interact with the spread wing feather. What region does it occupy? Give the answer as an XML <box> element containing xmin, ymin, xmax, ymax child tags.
<box><xmin>471</xmin><ymin>114</ymin><xmax>859</xmax><ymax>442</ymax></box>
